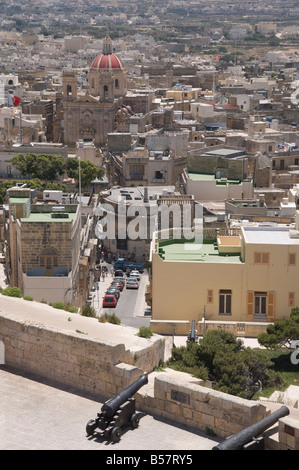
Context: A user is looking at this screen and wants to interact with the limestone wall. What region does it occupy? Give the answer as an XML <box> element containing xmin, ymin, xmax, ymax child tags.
<box><xmin>150</xmin><ymin>319</ymin><xmax>269</xmax><ymax>338</ymax></box>
<box><xmin>279</xmin><ymin>416</ymin><xmax>299</xmax><ymax>450</ymax></box>
<box><xmin>135</xmin><ymin>368</ymin><xmax>269</xmax><ymax>439</ymax></box>
<box><xmin>0</xmin><ymin>301</ymin><xmax>165</xmax><ymax>400</ymax></box>
<box><xmin>0</xmin><ymin>297</ymin><xmax>296</xmax><ymax>447</ymax></box>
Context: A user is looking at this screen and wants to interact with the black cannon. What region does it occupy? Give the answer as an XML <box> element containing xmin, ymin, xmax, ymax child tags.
<box><xmin>212</xmin><ymin>405</ymin><xmax>290</xmax><ymax>450</ymax></box>
<box><xmin>86</xmin><ymin>374</ymin><xmax>148</xmax><ymax>442</ymax></box>
<box><xmin>187</xmin><ymin>320</ymin><xmax>197</xmax><ymax>343</ymax></box>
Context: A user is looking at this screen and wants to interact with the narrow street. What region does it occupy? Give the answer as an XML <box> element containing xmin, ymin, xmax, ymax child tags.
<box><xmin>90</xmin><ymin>264</ymin><xmax>151</xmax><ymax>329</ymax></box>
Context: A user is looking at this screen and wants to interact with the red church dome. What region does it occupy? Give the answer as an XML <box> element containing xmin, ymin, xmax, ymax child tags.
<box><xmin>90</xmin><ymin>36</ymin><xmax>124</xmax><ymax>70</ymax></box>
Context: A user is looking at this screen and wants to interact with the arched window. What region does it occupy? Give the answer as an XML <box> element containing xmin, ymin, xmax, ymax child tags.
<box><xmin>115</xmin><ymin>79</ymin><xmax>119</xmax><ymax>89</ymax></box>
<box><xmin>104</xmin><ymin>85</ymin><xmax>109</xmax><ymax>99</ymax></box>
<box><xmin>67</xmin><ymin>84</ymin><xmax>72</xmax><ymax>96</ymax></box>
<box><xmin>40</xmin><ymin>247</ymin><xmax>58</xmax><ymax>271</ymax></box>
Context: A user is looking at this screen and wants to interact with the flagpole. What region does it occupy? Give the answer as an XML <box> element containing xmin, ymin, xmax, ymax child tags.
<box><xmin>20</xmin><ymin>109</ymin><xmax>22</xmax><ymax>143</ymax></box>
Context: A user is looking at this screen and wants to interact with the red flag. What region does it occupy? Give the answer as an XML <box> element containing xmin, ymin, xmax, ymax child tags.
<box><xmin>13</xmin><ymin>96</ymin><xmax>21</xmax><ymax>106</ymax></box>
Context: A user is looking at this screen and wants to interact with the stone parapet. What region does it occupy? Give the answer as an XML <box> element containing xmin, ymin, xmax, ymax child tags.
<box><xmin>135</xmin><ymin>369</ymin><xmax>268</xmax><ymax>439</ymax></box>
<box><xmin>279</xmin><ymin>416</ymin><xmax>299</xmax><ymax>450</ymax></box>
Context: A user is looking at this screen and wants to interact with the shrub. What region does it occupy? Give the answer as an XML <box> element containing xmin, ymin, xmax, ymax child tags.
<box><xmin>81</xmin><ymin>303</ymin><xmax>96</xmax><ymax>317</ymax></box>
<box><xmin>98</xmin><ymin>312</ymin><xmax>121</xmax><ymax>324</ymax></box>
<box><xmin>137</xmin><ymin>326</ymin><xmax>153</xmax><ymax>339</ymax></box>
<box><xmin>51</xmin><ymin>302</ymin><xmax>65</xmax><ymax>310</ymax></box>
<box><xmin>66</xmin><ymin>306</ymin><xmax>78</xmax><ymax>313</ymax></box>
<box><xmin>23</xmin><ymin>296</ymin><xmax>33</xmax><ymax>301</ymax></box>
<box><xmin>1</xmin><ymin>286</ymin><xmax>22</xmax><ymax>298</ymax></box>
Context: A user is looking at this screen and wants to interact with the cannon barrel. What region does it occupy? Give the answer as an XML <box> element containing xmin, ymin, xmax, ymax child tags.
<box><xmin>101</xmin><ymin>374</ymin><xmax>148</xmax><ymax>419</ymax></box>
<box><xmin>213</xmin><ymin>405</ymin><xmax>289</xmax><ymax>450</ymax></box>
<box><xmin>187</xmin><ymin>320</ymin><xmax>197</xmax><ymax>343</ymax></box>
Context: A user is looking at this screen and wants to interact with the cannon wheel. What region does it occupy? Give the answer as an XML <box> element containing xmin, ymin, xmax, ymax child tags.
<box><xmin>110</xmin><ymin>426</ymin><xmax>122</xmax><ymax>443</ymax></box>
<box><xmin>86</xmin><ymin>419</ymin><xmax>96</xmax><ymax>436</ymax></box>
<box><xmin>130</xmin><ymin>413</ymin><xmax>140</xmax><ymax>429</ymax></box>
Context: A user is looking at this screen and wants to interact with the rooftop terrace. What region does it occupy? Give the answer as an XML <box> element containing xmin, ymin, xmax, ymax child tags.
<box><xmin>187</xmin><ymin>172</ymin><xmax>242</xmax><ymax>185</ymax></box>
<box><xmin>157</xmin><ymin>238</ymin><xmax>243</xmax><ymax>263</ymax></box>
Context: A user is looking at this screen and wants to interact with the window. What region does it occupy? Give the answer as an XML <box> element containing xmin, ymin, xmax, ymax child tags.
<box><xmin>39</xmin><ymin>247</ymin><xmax>59</xmax><ymax>271</ymax></box>
<box><xmin>219</xmin><ymin>290</ymin><xmax>232</xmax><ymax>315</ymax></box>
<box><xmin>289</xmin><ymin>253</ymin><xmax>296</xmax><ymax>266</ymax></box>
<box><xmin>207</xmin><ymin>289</ymin><xmax>213</xmax><ymax>304</ymax></box>
<box><xmin>289</xmin><ymin>292</ymin><xmax>295</xmax><ymax>307</ymax></box>
<box><xmin>254</xmin><ymin>252</ymin><xmax>269</xmax><ymax>265</ymax></box>
<box><xmin>254</xmin><ymin>292</ymin><xmax>267</xmax><ymax>315</ymax></box>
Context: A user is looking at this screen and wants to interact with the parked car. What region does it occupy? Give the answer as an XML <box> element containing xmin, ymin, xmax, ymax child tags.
<box><xmin>111</xmin><ymin>280</ymin><xmax>124</xmax><ymax>292</ymax></box>
<box><xmin>113</xmin><ymin>277</ymin><xmax>126</xmax><ymax>287</ymax></box>
<box><xmin>126</xmin><ymin>278</ymin><xmax>139</xmax><ymax>289</ymax></box>
<box><xmin>106</xmin><ymin>286</ymin><xmax>120</xmax><ymax>300</ymax></box>
<box><xmin>130</xmin><ymin>270</ymin><xmax>140</xmax><ymax>281</ymax></box>
<box><xmin>102</xmin><ymin>294</ymin><xmax>117</xmax><ymax>308</ymax></box>
<box><xmin>114</xmin><ymin>269</ymin><xmax>124</xmax><ymax>278</ymax></box>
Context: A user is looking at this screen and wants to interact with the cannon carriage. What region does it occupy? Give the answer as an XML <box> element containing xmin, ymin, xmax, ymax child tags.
<box><xmin>86</xmin><ymin>374</ymin><xmax>148</xmax><ymax>443</ymax></box>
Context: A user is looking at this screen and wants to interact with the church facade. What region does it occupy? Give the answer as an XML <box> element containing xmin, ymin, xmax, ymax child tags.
<box><xmin>62</xmin><ymin>37</ymin><xmax>127</xmax><ymax>149</ymax></box>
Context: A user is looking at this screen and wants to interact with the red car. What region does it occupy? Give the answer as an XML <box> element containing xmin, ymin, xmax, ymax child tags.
<box><xmin>111</xmin><ymin>280</ymin><xmax>124</xmax><ymax>292</ymax></box>
<box><xmin>102</xmin><ymin>294</ymin><xmax>117</xmax><ymax>308</ymax></box>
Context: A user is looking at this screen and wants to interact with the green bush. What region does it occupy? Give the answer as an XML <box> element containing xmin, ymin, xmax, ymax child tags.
<box><xmin>66</xmin><ymin>306</ymin><xmax>78</xmax><ymax>313</ymax></box>
<box><xmin>137</xmin><ymin>326</ymin><xmax>153</xmax><ymax>339</ymax></box>
<box><xmin>23</xmin><ymin>296</ymin><xmax>33</xmax><ymax>301</ymax></box>
<box><xmin>81</xmin><ymin>303</ymin><xmax>96</xmax><ymax>317</ymax></box>
<box><xmin>51</xmin><ymin>302</ymin><xmax>65</xmax><ymax>310</ymax></box>
<box><xmin>166</xmin><ymin>330</ymin><xmax>284</xmax><ymax>399</ymax></box>
<box><xmin>98</xmin><ymin>312</ymin><xmax>121</xmax><ymax>324</ymax></box>
<box><xmin>1</xmin><ymin>286</ymin><xmax>22</xmax><ymax>298</ymax></box>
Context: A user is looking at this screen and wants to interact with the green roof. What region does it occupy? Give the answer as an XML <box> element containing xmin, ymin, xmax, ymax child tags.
<box><xmin>9</xmin><ymin>197</ymin><xmax>30</xmax><ymax>204</ymax></box>
<box><xmin>158</xmin><ymin>239</ymin><xmax>242</xmax><ymax>263</ymax></box>
<box><xmin>187</xmin><ymin>172</ymin><xmax>241</xmax><ymax>185</ymax></box>
<box><xmin>21</xmin><ymin>212</ymin><xmax>76</xmax><ymax>223</ymax></box>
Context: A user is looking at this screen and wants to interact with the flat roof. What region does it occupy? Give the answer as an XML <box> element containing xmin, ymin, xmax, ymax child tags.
<box><xmin>242</xmin><ymin>226</ymin><xmax>299</xmax><ymax>245</ymax></box>
<box><xmin>9</xmin><ymin>197</ymin><xmax>30</xmax><ymax>204</ymax></box>
<box><xmin>21</xmin><ymin>212</ymin><xmax>77</xmax><ymax>223</ymax></box>
<box><xmin>158</xmin><ymin>240</ymin><xmax>242</xmax><ymax>263</ymax></box>
<box><xmin>187</xmin><ymin>172</ymin><xmax>241</xmax><ymax>184</ymax></box>
<box><xmin>107</xmin><ymin>186</ymin><xmax>176</xmax><ymax>205</ymax></box>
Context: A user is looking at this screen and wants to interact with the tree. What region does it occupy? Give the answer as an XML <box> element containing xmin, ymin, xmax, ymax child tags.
<box><xmin>65</xmin><ymin>158</ymin><xmax>104</xmax><ymax>188</ymax></box>
<box><xmin>167</xmin><ymin>330</ymin><xmax>283</xmax><ymax>399</ymax></box>
<box><xmin>258</xmin><ymin>308</ymin><xmax>299</xmax><ymax>349</ymax></box>
<box><xmin>11</xmin><ymin>153</ymin><xmax>65</xmax><ymax>181</ymax></box>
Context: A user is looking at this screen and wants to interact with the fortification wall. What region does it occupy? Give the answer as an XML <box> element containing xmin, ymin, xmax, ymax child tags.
<box><xmin>1</xmin><ymin>296</ymin><xmax>298</xmax><ymax>448</ymax></box>
<box><xmin>0</xmin><ymin>296</ymin><xmax>165</xmax><ymax>399</ymax></box>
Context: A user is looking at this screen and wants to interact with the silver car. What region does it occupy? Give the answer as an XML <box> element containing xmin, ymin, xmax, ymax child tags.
<box><xmin>126</xmin><ymin>278</ymin><xmax>139</xmax><ymax>289</ymax></box>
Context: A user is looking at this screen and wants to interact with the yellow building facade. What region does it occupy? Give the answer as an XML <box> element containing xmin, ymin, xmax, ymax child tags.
<box><xmin>149</xmin><ymin>215</ymin><xmax>299</xmax><ymax>334</ymax></box>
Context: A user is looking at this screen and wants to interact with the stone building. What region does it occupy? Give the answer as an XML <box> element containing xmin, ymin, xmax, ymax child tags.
<box><xmin>62</xmin><ymin>36</ymin><xmax>127</xmax><ymax>149</ymax></box>
<box><xmin>5</xmin><ymin>186</ymin><xmax>82</xmax><ymax>306</ymax></box>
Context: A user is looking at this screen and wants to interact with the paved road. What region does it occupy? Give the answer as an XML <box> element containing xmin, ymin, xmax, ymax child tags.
<box><xmin>0</xmin><ymin>366</ymin><xmax>220</xmax><ymax>452</ymax></box>
<box><xmin>91</xmin><ymin>266</ymin><xmax>151</xmax><ymax>328</ymax></box>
